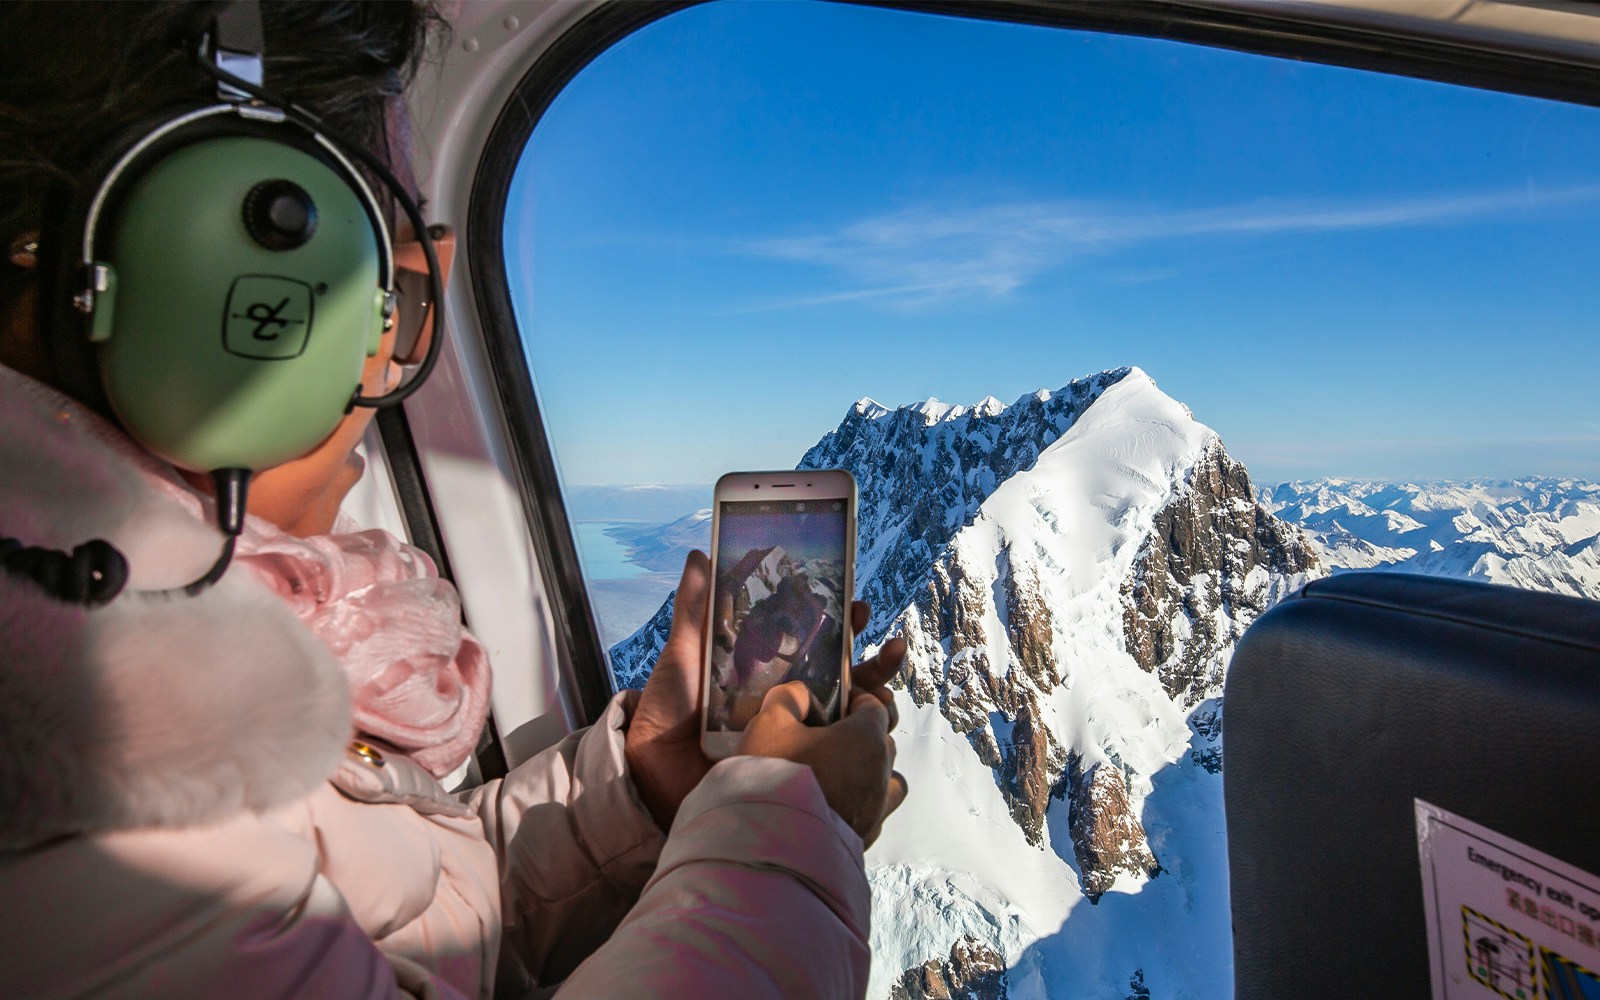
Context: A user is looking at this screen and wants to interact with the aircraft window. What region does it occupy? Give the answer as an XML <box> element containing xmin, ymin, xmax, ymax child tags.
<box><xmin>499</xmin><ymin>3</ymin><xmax>1600</xmax><ymax>996</ymax></box>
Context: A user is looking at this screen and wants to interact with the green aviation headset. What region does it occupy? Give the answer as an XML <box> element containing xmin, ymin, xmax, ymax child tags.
<box><xmin>2</xmin><ymin>0</ymin><xmax>445</xmax><ymax>605</ymax></box>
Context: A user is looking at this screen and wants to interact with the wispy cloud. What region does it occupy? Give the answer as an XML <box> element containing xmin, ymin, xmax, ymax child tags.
<box><xmin>727</xmin><ymin>184</ymin><xmax>1600</xmax><ymax>311</ymax></box>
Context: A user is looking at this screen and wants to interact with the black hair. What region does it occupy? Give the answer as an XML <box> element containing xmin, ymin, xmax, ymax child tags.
<box><xmin>0</xmin><ymin>0</ymin><xmax>444</xmax><ymax>317</ymax></box>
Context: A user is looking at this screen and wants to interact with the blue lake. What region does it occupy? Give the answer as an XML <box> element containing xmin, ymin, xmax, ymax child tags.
<box><xmin>574</xmin><ymin>521</ymin><xmax>650</xmax><ymax>581</ymax></box>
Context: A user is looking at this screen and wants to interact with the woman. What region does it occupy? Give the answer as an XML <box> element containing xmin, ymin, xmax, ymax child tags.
<box><xmin>0</xmin><ymin>3</ymin><xmax>905</xmax><ymax>997</ymax></box>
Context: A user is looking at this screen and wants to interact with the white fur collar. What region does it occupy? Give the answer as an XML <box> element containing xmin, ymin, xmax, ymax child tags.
<box><xmin>0</xmin><ymin>366</ymin><xmax>349</xmax><ymax>850</ymax></box>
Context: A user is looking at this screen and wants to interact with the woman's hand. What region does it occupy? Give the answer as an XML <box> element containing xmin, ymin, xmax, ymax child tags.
<box><xmin>624</xmin><ymin>552</ymin><xmax>717</xmax><ymax>831</ymax></box>
<box><xmin>739</xmin><ymin>679</ymin><xmax>908</xmax><ymax>848</ymax></box>
<box><xmin>624</xmin><ymin>551</ymin><xmax>909</xmax><ymax>841</ymax></box>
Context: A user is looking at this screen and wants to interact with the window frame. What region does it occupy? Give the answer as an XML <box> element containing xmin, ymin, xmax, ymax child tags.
<box><xmin>462</xmin><ymin>0</ymin><xmax>1600</xmax><ymax>724</ymax></box>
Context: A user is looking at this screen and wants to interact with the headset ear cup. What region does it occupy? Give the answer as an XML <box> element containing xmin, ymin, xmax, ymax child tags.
<box><xmin>96</xmin><ymin>132</ymin><xmax>382</xmax><ymax>471</ymax></box>
<box><xmin>57</xmin><ymin>106</ymin><xmax>393</xmax><ymax>473</ymax></box>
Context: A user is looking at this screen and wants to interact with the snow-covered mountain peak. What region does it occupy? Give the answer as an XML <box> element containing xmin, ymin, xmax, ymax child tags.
<box><xmin>1112</xmin><ymin>366</ymin><xmax>1195</xmax><ymax>420</ymax></box>
<box><xmin>851</xmin><ymin>368</ymin><xmax>1315</xmax><ymax>995</ymax></box>
<box><xmin>909</xmin><ymin>397</ymin><xmax>965</xmax><ymax>424</ymax></box>
<box><xmin>800</xmin><ymin>368</ymin><xmax>1140</xmax><ymax>632</ymax></box>
<box><xmin>875</xmin><ymin>366</ymin><xmax>1314</xmax><ymax>824</ymax></box>
<box><xmin>974</xmin><ymin>394</ymin><xmax>1007</xmax><ymax>417</ymax></box>
<box><xmin>853</xmin><ymin>396</ymin><xmax>891</xmax><ymax>418</ymax></box>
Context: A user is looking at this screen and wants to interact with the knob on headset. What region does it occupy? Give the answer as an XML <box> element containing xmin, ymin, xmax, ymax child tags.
<box><xmin>242</xmin><ymin>179</ymin><xmax>318</xmax><ymax>251</ymax></box>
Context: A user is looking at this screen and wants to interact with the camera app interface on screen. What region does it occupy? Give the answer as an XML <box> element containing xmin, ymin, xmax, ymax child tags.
<box><xmin>709</xmin><ymin>498</ymin><xmax>847</xmax><ymax>732</ymax></box>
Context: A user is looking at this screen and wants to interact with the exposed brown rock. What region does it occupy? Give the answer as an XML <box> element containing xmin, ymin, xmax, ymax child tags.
<box><xmin>1069</xmin><ymin>761</ymin><xmax>1159</xmax><ymax>901</ymax></box>
<box><xmin>891</xmin><ymin>936</ymin><xmax>1008</xmax><ymax>1000</ymax></box>
<box><xmin>938</xmin><ymin>553</ymin><xmax>990</xmax><ymax>666</ymax></box>
<box><xmin>898</xmin><ymin>592</ymin><xmax>943</xmax><ymax>709</ymax></box>
<box><xmin>998</xmin><ymin>690</ymin><xmax>1066</xmax><ymax>846</ymax></box>
<box><xmin>1003</xmin><ymin>556</ymin><xmax>1058</xmax><ymax>690</ymax></box>
<box><xmin>915</xmin><ymin>548</ymin><xmax>1001</xmax><ymax>737</ymax></box>
<box><xmin>1122</xmin><ymin>439</ymin><xmax>1320</xmax><ymax>706</ymax></box>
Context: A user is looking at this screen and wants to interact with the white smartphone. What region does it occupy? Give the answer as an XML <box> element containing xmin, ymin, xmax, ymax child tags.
<box><xmin>700</xmin><ymin>469</ymin><xmax>858</xmax><ymax>760</ymax></box>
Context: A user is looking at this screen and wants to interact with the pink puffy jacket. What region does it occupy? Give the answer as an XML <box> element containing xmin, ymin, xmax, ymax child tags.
<box><xmin>0</xmin><ymin>365</ymin><xmax>871</xmax><ymax>999</ymax></box>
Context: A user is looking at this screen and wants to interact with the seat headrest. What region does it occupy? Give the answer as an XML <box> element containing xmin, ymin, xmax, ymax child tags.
<box><xmin>1225</xmin><ymin>572</ymin><xmax>1600</xmax><ymax>999</ymax></box>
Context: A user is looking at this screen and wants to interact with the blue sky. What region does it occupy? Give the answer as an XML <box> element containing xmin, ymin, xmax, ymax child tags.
<box><xmin>505</xmin><ymin>1</ymin><xmax>1600</xmax><ymax>488</ymax></box>
<box><xmin>718</xmin><ymin>506</ymin><xmax>846</xmax><ymax>567</ymax></box>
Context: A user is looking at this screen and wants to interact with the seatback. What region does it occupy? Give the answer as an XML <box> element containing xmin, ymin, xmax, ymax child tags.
<box><xmin>1225</xmin><ymin>572</ymin><xmax>1600</xmax><ymax>998</ymax></box>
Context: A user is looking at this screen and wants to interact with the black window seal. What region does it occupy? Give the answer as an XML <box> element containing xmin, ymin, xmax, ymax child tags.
<box><xmin>376</xmin><ymin>407</ymin><xmax>511</xmax><ymax>781</ymax></box>
<box><xmin>466</xmin><ymin>1</ymin><xmax>703</xmax><ymax>727</ymax></box>
<box><xmin>463</xmin><ymin>0</ymin><xmax>1600</xmax><ymax>729</ymax></box>
<box><xmin>862</xmin><ymin>2</ymin><xmax>1600</xmax><ymax>109</ymax></box>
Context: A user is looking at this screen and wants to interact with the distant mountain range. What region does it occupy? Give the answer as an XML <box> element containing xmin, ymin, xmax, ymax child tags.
<box><xmin>602</xmin><ymin>508</ymin><xmax>711</xmax><ymax>575</ymax></box>
<box><xmin>564</xmin><ymin>483</ymin><xmax>710</xmax><ymax>524</ymax></box>
<box><xmin>1265</xmin><ymin>478</ymin><xmax>1600</xmax><ymax>597</ymax></box>
<box><xmin>599</xmin><ymin>369</ymin><xmax>1599</xmax><ymax>1000</ymax></box>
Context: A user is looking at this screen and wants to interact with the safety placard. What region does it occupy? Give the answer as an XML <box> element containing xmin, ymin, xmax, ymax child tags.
<box><xmin>1419</xmin><ymin>800</ymin><xmax>1600</xmax><ymax>1000</ymax></box>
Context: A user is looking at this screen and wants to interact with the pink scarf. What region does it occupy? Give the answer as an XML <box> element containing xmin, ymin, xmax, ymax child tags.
<box><xmin>230</xmin><ymin>516</ymin><xmax>492</xmax><ymax>779</ymax></box>
<box><xmin>21</xmin><ymin>370</ymin><xmax>492</xmax><ymax>780</ymax></box>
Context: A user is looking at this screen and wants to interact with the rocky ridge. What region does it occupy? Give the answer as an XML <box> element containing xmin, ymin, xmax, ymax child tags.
<box><xmin>1068</xmin><ymin>760</ymin><xmax>1159</xmax><ymax>901</ymax></box>
<box><xmin>611</xmin><ymin>368</ymin><xmax>1131</xmax><ymax>688</ymax></box>
<box><xmin>1122</xmin><ymin>439</ymin><xmax>1320</xmax><ymax>707</ymax></box>
<box><xmin>801</xmin><ymin>369</ymin><xmax>1132</xmax><ymax>644</ymax></box>
<box><xmin>891</xmin><ymin>937</ymin><xmax>1008</xmax><ymax>1000</ymax></box>
<box><xmin>610</xmin><ymin>593</ymin><xmax>672</xmax><ymax>691</ymax></box>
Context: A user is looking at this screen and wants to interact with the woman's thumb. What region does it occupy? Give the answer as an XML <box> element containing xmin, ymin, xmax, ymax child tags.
<box><xmin>664</xmin><ymin>550</ymin><xmax>711</xmax><ymax>652</ymax></box>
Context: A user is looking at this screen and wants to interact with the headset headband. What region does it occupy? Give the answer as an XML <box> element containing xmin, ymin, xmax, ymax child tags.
<box><xmin>212</xmin><ymin>0</ymin><xmax>265</xmax><ymax>96</ymax></box>
<box><xmin>74</xmin><ymin>104</ymin><xmax>397</xmax><ymax>321</ymax></box>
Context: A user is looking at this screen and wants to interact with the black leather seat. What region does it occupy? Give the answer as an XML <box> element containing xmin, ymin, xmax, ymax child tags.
<box><xmin>1225</xmin><ymin>572</ymin><xmax>1600</xmax><ymax>998</ymax></box>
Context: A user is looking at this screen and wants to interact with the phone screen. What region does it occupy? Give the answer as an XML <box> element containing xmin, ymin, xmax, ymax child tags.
<box><xmin>708</xmin><ymin>498</ymin><xmax>848</xmax><ymax>732</ymax></box>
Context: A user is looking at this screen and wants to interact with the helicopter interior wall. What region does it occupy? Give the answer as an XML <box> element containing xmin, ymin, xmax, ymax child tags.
<box><xmin>376</xmin><ymin>1</ymin><xmax>619</xmax><ymax>771</ymax></box>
